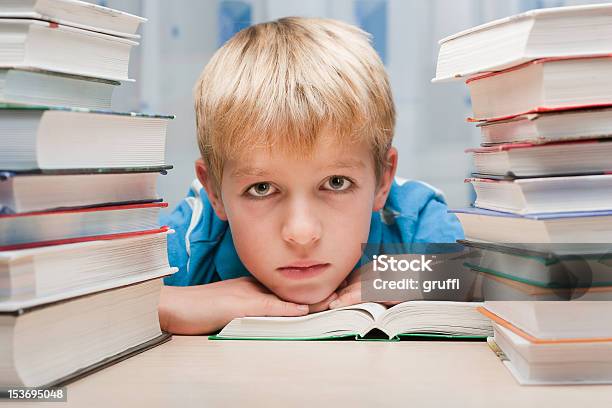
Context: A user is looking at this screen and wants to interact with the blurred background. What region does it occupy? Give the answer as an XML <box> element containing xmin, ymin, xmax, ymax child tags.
<box><xmin>89</xmin><ymin>0</ymin><xmax>608</xmax><ymax>211</ymax></box>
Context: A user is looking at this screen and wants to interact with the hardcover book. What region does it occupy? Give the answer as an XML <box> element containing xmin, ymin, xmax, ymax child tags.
<box><xmin>0</xmin><ymin>68</ymin><xmax>118</xmax><ymax>110</ymax></box>
<box><xmin>0</xmin><ymin>278</ymin><xmax>172</xmax><ymax>388</ymax></box>
<box><xmin>0</xmin><ymin>107</ymin><xmax>173</xmax><ymax>171</ymax></box>
<box><xmin>451</xmin><ymin>207</ymin><xmax>612</xmax><ymax>243</ymax></box>
<box><xmin>212</xmin><ymin>301</ymin><xmax>492</xmax><ymax>341</ymax></box>
<box><xmin>477</xmin><ymin>107</ymin><xmax>612</xmax><ymax>146</ymax></box>
<box><xmin>466</xmin><ymin>57</ymin><xmax>612</xmax><ymax>121</ymax></box>
<box><xmin>434</xmin><ymin>4</ymin><xmax>612</xmax><ymax>81</ymax></box>
<box><xmin>0</xmin><ymin>228</ymin><xmax>175</xmax><ymax>306</ymax></box>
<box><xmin>466</xmin><ymin>140</ymin><xmax>612</xmax><ymax>178</ymax></box>
<box><xmin>0</xmin><ymin>202</ymin><xmax>167</xmax><ymax>249</ymax></box>
<box><xmin>0</xmin><ymin>19</ymin><xmax>138</xmax><ymax>81</ymax></box>
<box><xmin>482</xmin><ymin>306</ymin><xmax>612</xmax><ymax>385</ymax></box>
<box><xmin>0</xmin><ymin>169</ymin><xmax>168</xmax><ymax>214</ymax></box>
<box><xmin>0</xmin><ymin>0</ymin><xmax>146</xmax><ymax>39</ymax></box>
<box><xmin>466</xmin><ymin>174</ymin><xmax>612</xmax><ymax>214</ymax></box>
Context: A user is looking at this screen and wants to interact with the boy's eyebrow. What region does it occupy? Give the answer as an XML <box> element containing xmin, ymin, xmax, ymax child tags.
<box><xmin>231</xmin><ymin>159</ymin><xmax>366</xmax><ymax>178</ymax></box>
<box><xmin>231</xmin><ymin>167</ymin><xmax>271</xmax><ymax>178</ymax></box>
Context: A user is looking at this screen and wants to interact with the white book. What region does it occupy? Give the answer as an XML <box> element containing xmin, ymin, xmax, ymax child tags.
<box><xmin>434</xmin><ymin>4</ymin><xmax>612</xmax><ymax>81</ymax></box>
<box><xmin>485</xmin><ymin>301</ymin><xmax>612</xmax><ymax>339</ymax></box>
<box><xmin>493</xmin><ymin>323</ymin><xmax>612</xmax><ymax>385</ymax></box>
<box><xmin>467</xmin><ymin>57</ymin><xmax>612</xmax><ymax>121</ymax></box>
<box><xmin>452</xmin><ymin>208</ymin><xmax>612</xmax><ymax>244</ymax></box>
<box><xmin>0</xmin><ymin>278</ymin><xmax>169</xmax><ymax>388</ymax></box>
<box><xmin>215</xmin><ymin>301</ymin><xmax>492</xmax><ymax>340</ymax></box>
<box><xmin>0</xmin><ymin>202</ymin><xmax>166</xmax><ymax>249</ymax></box>
<box><xmin>478</xmin><ymin>108</ymin><xmax>612</xmax><ymax>145</ymax></box>
<box><xmin>467</xmin><ymin>175</ymin><xmax>612</xmax><ymax>214</ymax></box>
<box><xmin>0</xmin><ymin>0</ymin><xmax>145</xmax><ymax>39</ymax></box>
<box><xmin>0</xmin><ymin>229</ymin><xmax>175</xmax><ymax>307</ymax></box>
<box><xmin>0</xmin><ymin>19</ymin><xmax>138</xmax><ymax>81</ymax></box>
<box><xmin>0</xmin><ymin>68</ymin><xmax>117</xmax><ymax>110</ymax></box>
<box><xmin>0</xmin><ymin>107</ymin><xmax>172</xmax><ymax>171</ymax></box>
<box><xmin>467</xmin><ymin>140</ymin><xmax>612</xmax><ymax>178</ymax></box>
<box><xmin>0</xmin><ymin>170</ymin><xmax>163</xmax><ymax>214</ymax></box>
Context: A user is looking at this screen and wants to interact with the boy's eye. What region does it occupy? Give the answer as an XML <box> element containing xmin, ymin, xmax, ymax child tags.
<box><xmin>322</xmin><ymin>176</ymin><xmax>352</xmax><ymax>191</ymax></box>
<box><xmin>246</xmin><ymin>182</ymin><xmax>277</xmax><ymax>197</ymax></box>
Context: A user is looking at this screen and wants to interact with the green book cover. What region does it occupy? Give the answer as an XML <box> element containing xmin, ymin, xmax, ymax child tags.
<box><xmin>209</xmin><ymin>333</ymin><xmax>487</xmax><ymax>342</ymax></box>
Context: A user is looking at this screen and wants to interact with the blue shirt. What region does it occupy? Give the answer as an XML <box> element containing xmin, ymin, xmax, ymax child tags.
<box><xmin>161</xmin><ymin>178</ymin><xmax>464</xmax><ymax>286</ymax></box>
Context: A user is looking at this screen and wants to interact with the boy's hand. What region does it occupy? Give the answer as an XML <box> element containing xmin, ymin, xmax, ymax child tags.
<box><xmin>329</xmin><ymin>273</ymin><xmax>361</xmax><ymax>309</ymax></box>
<box><xmin>306</xmin><ymin>291</ymin><xmax>339</xmax><ymax>313</ymax></box>
<box><xmin>159</xmin><ymin>277</ymin><xmax>312</xmax><ymax>335</ymax></box>
<box><xmin>329</xmin><ymin>268</ymin><xmax>401</xmax><ymax>309</ymax></box>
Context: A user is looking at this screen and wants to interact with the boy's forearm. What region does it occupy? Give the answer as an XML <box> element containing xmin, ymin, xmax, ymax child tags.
<box><xmin>158</xmin><ymin>277</ymin><xmax>319</xmax><ymax>335</ymax></box>
<box><xmin>158</xmin><ymin>285</ymin><xmax>180</xmax><ymax>334</ymax></box>
<box><xmin>158</xmin><ymin>285</ymin><xmax>187</xmax><ymax>334</ymax></box>
<box><xmin>158</xmin><ymin>284</ymin><xmax>224</xmax><ymax>335</ymax></box>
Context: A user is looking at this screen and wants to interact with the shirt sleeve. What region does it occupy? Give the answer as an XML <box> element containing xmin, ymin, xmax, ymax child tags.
<box><xmin>382</xmin><ymin>179</ymin><xmax>464</xmax><ymax>244</ymax></box>
<box><xmin>160</xmin><ymin>179</ymin><xmax>229</xmax><ymax>286</ymax></box>
<box><xmin>412</xmin><ymin>189</ymin><xmax>464</xmax><ymax>243</ymax></box>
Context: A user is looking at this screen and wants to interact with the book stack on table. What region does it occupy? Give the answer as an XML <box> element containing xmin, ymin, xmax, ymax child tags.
<box><xmin>435</xmin><ymin>3</ymin><xmax>612</xmax><ymax>385</ymax></box>
<box><xmin>0</xmin><ymin>0</ymin><xmax>176</xmax><ymax>390</ymax></box>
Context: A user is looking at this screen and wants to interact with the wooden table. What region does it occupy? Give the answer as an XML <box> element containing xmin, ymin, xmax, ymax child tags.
<box><xmin>23</xmin><ymin>336</ymin><xmax>612</xmax><ymax>407</ymax></box>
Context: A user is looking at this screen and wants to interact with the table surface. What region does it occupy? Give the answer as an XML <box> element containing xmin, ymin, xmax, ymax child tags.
<box><xmin>23</xmin><ymin>336</ymin><xmax>612</xmax><ymax>407</ymax></box>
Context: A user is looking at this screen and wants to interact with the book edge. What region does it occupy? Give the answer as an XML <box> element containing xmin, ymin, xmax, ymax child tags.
<box><xmin>0</xmin><ymin>332</ymin><xmax>172</xmax><ymax>391</ymax></box>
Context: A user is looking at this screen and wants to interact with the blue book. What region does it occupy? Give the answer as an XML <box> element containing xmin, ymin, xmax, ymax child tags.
<box><xmin>452</xmin><ymin>206</ymin><xmax>612</xmax><ymax>219</ymax></box>
<box><xmin>450</xmin><ymin>207</ymin><xmax>612</xmax><ymax>243</ymax></box>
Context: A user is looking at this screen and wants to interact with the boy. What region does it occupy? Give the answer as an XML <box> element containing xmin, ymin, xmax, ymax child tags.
<box><xmin>158</xmin><ymin>17</ymin><xmax>463</xmax><ymax>334</ymax></box>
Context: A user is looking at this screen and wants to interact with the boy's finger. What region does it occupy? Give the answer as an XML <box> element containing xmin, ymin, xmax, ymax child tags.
<box><xmin>329</xmin><ymin>289</ymin><xmax>361</xmax><ymax>309</ymax></box>
<box><xmin>337</xmin><ymin>281</ymin><xmax>360</xmax><ymax>298</ymax></box>
<box><xmin>258</xmin><ymin>297</ymin><xmax>309</xmax><ymax>317</ymax></box>
<box><xmin>308</xmin><ymin>292</ymin><xmax>338</xmax><ymax>313</ymax></box>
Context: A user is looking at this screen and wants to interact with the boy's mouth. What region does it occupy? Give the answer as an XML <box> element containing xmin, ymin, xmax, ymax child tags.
<box><xmin>277</xmin><ymin>261</ymin><xmax>330</xmax><ymax>280</ymax></box>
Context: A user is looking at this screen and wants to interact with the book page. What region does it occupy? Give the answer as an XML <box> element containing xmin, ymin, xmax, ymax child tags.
<box><xmin>242</xmin><ymin>302</ymin><xmax>388</xmax><ymax>322</ymax></box>
<box><xmin>217</xmin><ymin>302</ymin><xmax>390</xmax><ymax>339</ymax></box>
<box><xmin>346</xmin><ymin>302</ymin><xmax>388</xmax><ymax>320</ymax></box>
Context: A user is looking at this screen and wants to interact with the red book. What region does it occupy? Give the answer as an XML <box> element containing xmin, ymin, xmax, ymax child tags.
<box><xmin>466</xmin><ymin>56</ymin><xmax>612</xmax><ymax>122</ymax></box>
<box><xmin>0</xmin><ymin>202</ymin><xmax>168</xmax><ymax>250</ymax></box>
<box><xmin>0</xmin><ymin>226</ymin><xmax>174</xmax><ymax>309</ymax></box>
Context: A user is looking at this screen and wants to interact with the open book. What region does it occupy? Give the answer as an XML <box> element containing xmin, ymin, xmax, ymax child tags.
<box><xmin>212</xmin><ymin>301</ymin><xmax>493</xmax><ymax>341</ymax></box>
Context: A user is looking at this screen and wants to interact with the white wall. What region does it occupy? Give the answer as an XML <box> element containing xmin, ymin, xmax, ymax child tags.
<box><xmin>93</xmin><ymin>0</ymin><xmax>612</xmax><ymax>210</ymax></box>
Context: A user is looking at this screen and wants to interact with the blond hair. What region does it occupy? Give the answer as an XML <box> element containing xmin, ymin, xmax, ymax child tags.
<box><xmin>194</xmin><ymin>17</ymin><xmax>395</xmax><ymax>188</ymax></box>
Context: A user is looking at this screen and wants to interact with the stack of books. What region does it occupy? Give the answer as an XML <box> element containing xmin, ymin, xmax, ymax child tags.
<box><xmin>481</xmin><ymin>302</ymin><xmax>612</xmax><ymax>385</ymax></box>
<box><xmin>435</xmin><ymin>4</ymin><xmax>612</xmax><ymax>384</ymax></box>
<box><xmin>0</xmin><ymin>0</ymin><xmax>176</xmax><ymax>389</ymax></box>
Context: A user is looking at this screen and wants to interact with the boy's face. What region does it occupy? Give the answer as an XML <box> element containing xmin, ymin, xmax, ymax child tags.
<box><xmin>198</xmin><ymin>130</ymin><xmax>396</xmax><ymax>305</ymax></box>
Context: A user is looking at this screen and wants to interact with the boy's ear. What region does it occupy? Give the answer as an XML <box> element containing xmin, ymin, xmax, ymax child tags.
<box><xmin>373</xmin><ymin>147</ymin><xmax>398</xmax><ymax>212</ymax></box>
<box><xmin>195</xmin><ymin>159</ymin><xmax>228</xmax><ymax>221</ymax></box>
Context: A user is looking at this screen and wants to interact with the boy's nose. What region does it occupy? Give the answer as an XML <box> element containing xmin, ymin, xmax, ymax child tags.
<box><xmin>281</xmin><ymin>201</ymin><xmax>322</xmax><ymax>247</ymax></box>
